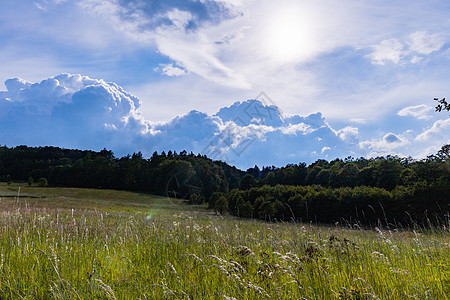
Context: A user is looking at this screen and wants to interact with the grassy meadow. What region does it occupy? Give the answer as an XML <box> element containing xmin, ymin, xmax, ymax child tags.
<box><xmin>0</xmin><ymin>182</ymin><xmax>448</xmax><ymax>299</ymax></box>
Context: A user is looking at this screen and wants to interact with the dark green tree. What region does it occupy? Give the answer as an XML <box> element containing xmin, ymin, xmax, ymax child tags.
<box><xmin>336</xmin><ymin>163</ymin><xmax>359</xmax><ymax>187</ymax></box>
<box><xmin>209</xmin><ymin>191</ymin><xmax>224</xmax><ymax>209</ymax></box>
<box><xmin>236</xmin><ymin>195</ymin><xmax>253</xmax><ymax>218</ymax></box>
<box><xmin>316</xmin><ymin>169</ymin><xmax>330</xmax><ymax>186</ymax></box>
<box><xmin>239</xmin><ymin>174</ymin><xmax>257</xmax><ymax>190</ymax></box>
<box><xmin>214</xmin><ymin>196</ymin><xmax>228</xmax><ymax>214</ymax></box>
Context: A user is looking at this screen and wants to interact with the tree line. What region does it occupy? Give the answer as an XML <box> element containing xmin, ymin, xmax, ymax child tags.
<box><xmin>0</xmin><ymin>146</ymin><xmax>244</xmax><ymax>202</ymax></box>
<box><xmin>222</xmin><ymin>145</ymin><xmax>449</xmax><ymax>226</ymax></box>
<box><xmin>0</xmin><ymin>144</ymin><xmax>448</xmax><ymax>227</ymax></box>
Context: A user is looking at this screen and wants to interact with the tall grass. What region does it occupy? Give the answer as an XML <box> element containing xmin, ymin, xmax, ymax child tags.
<box><xmin>0</xmin><ymin>183</ymin><xmax>448</xmax><ymax>299</ymax></box>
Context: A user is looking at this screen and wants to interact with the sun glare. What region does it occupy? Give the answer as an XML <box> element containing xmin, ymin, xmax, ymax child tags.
<box><xmin>262</xmin><ymin>6</ymin><xmax>315</xmax><ymax>63</ymax></box>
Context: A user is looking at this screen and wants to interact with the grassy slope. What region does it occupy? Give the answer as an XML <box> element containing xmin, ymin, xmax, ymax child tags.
<box><xmin>0</xmin><ymin>183</ymin><xmax>448</xmax><ymax>299</ymax></box>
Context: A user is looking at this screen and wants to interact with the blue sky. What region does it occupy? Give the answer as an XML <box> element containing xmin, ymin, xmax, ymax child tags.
<box><xmin>1</xmin><ymin>0</ymin><xmax>449</xmax><ymax>168</ymax></box>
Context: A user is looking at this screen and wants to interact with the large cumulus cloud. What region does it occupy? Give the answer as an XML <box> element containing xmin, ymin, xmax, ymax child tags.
<box><xmin>0</xmin><ymin>73</ymin><xmax>152</xmax><ymax>151</ymax></box>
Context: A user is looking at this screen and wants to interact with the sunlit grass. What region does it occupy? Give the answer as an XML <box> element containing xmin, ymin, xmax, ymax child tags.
<box><xmin>0</xmin><ymin>183</ymin><xmax>448</xmax><ymax>299</ymax></box>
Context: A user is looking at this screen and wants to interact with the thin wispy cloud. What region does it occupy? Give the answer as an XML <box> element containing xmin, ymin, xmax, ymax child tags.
<box><xmin>398</xmin><ymin>104</ymin><xmax>434</xmax><ymax>120</ymax></box>
<box><xmin>367</xmin><ymin>31</ymin><xmax>445</xmax><ymax>65</ymax></box>
<box><xmin>408</xmin><ymin>31</ymin><xmax>444</xmax><ymax>55</ymax></box>
<box><xmin>154</xmin><ymin>64</ymin><xmax>188</xmax><ymax>77</ymax></box>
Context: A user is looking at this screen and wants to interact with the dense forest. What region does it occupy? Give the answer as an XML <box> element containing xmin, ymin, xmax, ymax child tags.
<box><xmin>0</xmin><ymin>146</ymin><xmax>244</xmax><ymax>202</ymax></box>
<box><xmin>1</xmin><ymin>144</ymin><xmax>449</xmax><ymax>227</ymax></box>
<box><xmin>224</xmin><ymin>145</ymin><xmax>449</xmax><ymax>227</ymax></box>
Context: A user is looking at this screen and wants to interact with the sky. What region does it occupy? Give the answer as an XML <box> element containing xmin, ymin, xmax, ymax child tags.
<box><xmin>0</xmin><ymin>0</ymin><xmax>449</xmax><ymax>169</ymax></box>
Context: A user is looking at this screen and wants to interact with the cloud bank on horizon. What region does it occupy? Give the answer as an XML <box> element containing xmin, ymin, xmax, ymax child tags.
<box><xmin>1</xmin><ymin>73</ymin><xmax>448</xmax><ymax>169</ymax></box>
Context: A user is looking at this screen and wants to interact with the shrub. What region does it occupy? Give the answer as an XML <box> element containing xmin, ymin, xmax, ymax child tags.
<box><xmin>214</xmin><ymin>196</ymin><xmax>228</xmax><ymax>214</ymax></box>
<box><xmin>37</xmin><ymin>177</ymin><xmax>48</xmax><ymax>187</ymax></box>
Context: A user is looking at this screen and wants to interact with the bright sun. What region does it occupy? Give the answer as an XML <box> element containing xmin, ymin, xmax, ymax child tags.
<box><xmin>262</xmin><ymin>6</ymin><xmax>316</xmax><ymax>63</ymax></box>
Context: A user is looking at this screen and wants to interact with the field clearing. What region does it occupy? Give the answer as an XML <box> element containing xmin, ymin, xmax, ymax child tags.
<box><xmin>0</xmin><ymin>183</ymin><xmax>448</xmax><ymax>299</ymax></box>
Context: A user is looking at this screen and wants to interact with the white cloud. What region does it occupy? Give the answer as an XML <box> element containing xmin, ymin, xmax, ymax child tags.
<box><xmin>408</xmin><ymin>31</ymin><xmax>444</xmax><ymax>55</ymax></box>
<box><xmin>349</xmin><ymin>118</ymin><xmax>369</xmax><ymax>124</ymax></box>
<box><xmin>216</xmin><ymin>100</ymin><xmax>285</xmax><ymax>127</ymax></box>
<box><xmin>415</xmin><ymin>118</ymin><xmax>450</xmax><ymax>142</ymax></box>
<box><xmin>155</xmin><ymin>64</ymin><xmax>188</xmax><ymax>77</ymax></box>
<box><xmin>0</xmin><ymin>73</ymin><xmax>153</xmax><ymax>151</ymax></box>
<box><xmin>336</xmin><ymin>126</ymin><xmax>359</xmax><ymax>143</ymax></box>
<box><xmin>415</xmin><ymin>144</ymin><xmax>449</xmax><ymax>160</ymax></box>
<box><xmin>398</xmin><ymin>104</ymin><xmax>433</xmax><ymax>120</ymax></box>
<box><xmin>280</xmin><ymin>123</ymin><xmax>315</xmax><ymax>135</ymax></box>
<box><xmin>4</xmin><ymin>77</ymin><xmax>32</xmax><ymax>93</ymax></box>
<box><xmin>154</xmin><ymin>31</ymin><xmax>251</xmax><ymax>89</ymax></box>
<box><xmin>367</xmin><ymin>31</ymin><xmax>444</xmax><ymax>65</ymax></box>
<box><xmin>78</xmin><ymin>0</ymin><xmax>252</xmax><ymax>89</ymax></box>
<box><xmin>321</xmin><ymin>146</ymin><xmax>331</xmax><ymax>153</ymax></box>
<box><xmin>410</xmin><ymin>56</ymin><xmax>423</xmax><ymax>64</ymax></box>
<box><xmin>34</xmin><ymin>2</ymin><xmax>46</xmax><ymax>11</ymax></box>
<box><xmin>367</xmin><ymin>39</ymin><xmax>405</xmax><ymax>65</ymax></box>
<box><xmin>359</xmin><ymin>132</ymin><xmax>409</xmax><ymax>157</ymax></box>
<box><xmin>165</xmin><ymin>9</ymin><xmax>193</xmax><ymax>30</ymax></box>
